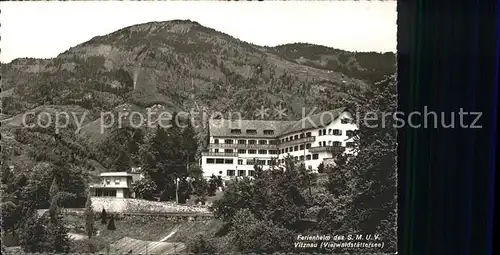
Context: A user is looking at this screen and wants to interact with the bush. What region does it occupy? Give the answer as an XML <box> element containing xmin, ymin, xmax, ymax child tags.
<box><xmin>186</xmin><ymin>234</ymin><xmax>217</xmax><ymax>254</ymax></box>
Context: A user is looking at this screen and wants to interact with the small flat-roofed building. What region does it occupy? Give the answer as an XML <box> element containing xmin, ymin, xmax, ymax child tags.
<box><xmin>89</xmin><ymin>172</ymin><xmax>142</xmax><ymax>198</ymax></box>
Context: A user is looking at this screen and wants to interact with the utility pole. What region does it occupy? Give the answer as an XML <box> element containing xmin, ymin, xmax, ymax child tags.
<box><xmin>175</xmin><ymin>177</ymin><xmax>180</xmax><ymax>204</ymax></box>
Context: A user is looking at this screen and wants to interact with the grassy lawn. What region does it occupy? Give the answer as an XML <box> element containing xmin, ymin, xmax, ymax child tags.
<box><xmin>68</xmin><ymin>215</ymin><xmax>179</xmax><ymax>253</ymax></box>
<box><xmin>185</xmin><ymin>190</ymin><xmax>224</xmax><ymax>206</ymax></box>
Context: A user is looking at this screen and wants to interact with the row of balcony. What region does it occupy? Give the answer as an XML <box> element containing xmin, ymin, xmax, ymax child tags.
<box><xmin>202</xmin><ymin>146</ymin><xmax>346</xmax><ymax>157</ymax></box>
<box><xmin>209</xmin><ymin>136</ymin><xmax>316</xmax><ymax>149</ymax></box>
<box><xmin>209</xmin><ymin>143</ymin><xmax>277</xmax><ymax>149</ymax></box>
<box><xmin>308</xmin><ymin>146</ymin><xmax>346</xmax><ymax>153</ymax></box>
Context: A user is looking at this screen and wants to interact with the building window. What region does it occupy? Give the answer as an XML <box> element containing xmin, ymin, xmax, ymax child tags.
<box><xmin>318</xmin><ymin>131</ymin><xmax>322</xmax><ymax>136</ymax></box>
<box><xmin>224</xmin><ymin>159</ymin><xmax>234</xmax><ymax>164</ymax></box>
<box><xmin>306</xmin><ymin>155</ymin><xmax>311</xmax><ymax>160</ymax></box>
<box><xmin>294</xmin><ymin>146</ymin><xmax>299</xmax><ymax>151</ymax></box>
<box><xmin>214</xmin><ymin>139</ymin><xmax>219</xmax><ymax>144</ymax></box>
<box><xmin>306</xmin><ymin>143</ymin><xmax>311</xmax><ymax>149</ymax></box>
<box><xmin>332</xmin><ymin>129</ymin><xmax>341</xmax><ymax>135</ymax></box>
<box><xmin>299</xmin><ymin>155</ymin><xmax>304</xmax><ymax>161</ymax></box>
<box><xmin>214</xmin><ymin>149</ymin><xmax>219</xmax><ymax>153</ymax></box>
<box><xmin>264</xmin><ymin>130</ymin><xmax>275</xmax><ymax>135</ymax></box>
<box><xmin>248</xmin><ymin>170</ymin><xmax>255</xmax><ymax>177</ymax></box>
<box><xmin>270</xmin><ymin>150</ymin><xmax>278</xmax><ymax>154</ymax></box>
<box><xmin>257</xmin><ymin>160</ymin><xmax>266</xmax><ymax>165</ymax></box>
<box><xmin>289</xmin><ymin>147</ymin><xmax>293</xmax><ymax>152</ymax></box>
<box><xmin>224</xmin><ymin>149</ymin><xmax>233</xmax><ymax>153</ymax></box>
<box><xmin>341</xmin><ymin>118</ymin><xmax>350</xmax><ymax>124</ymax></box>
<box><xmin>238</xmin><ymin>149</ymin><xmax>246</xmax><ymax>154</ymax></box>
<box><xmin>219</xmin><ymin>171</ymin><xmax>222</xmax><ymax>175</ymax></box>
<box><xmin>269</xmin><ymin>140</ymin><xmax>277</xmax><ymax>145</ymax></box>
<box><xmin>224</xmin><ymin>139</ymin><xmax>233</xmax><ymax>144</ymax></box>
<box><xmin>249</xmin><ymin>140</ymin><xmax>256</xmax><ymax>144</ymax></box>
<box><xmin>115</xmin><ymin>179</ymin><xmax>121</xmax><ymax>184</ymax></box>
<box><xmin>258</xmin><ymin>150</ymin><xmax>267</xmax><ymax>154</ymax></box>
<box><xmin>313</xmin><ymin>154</ymin><xmax>319</xmax><ymax>160</ymax></box>
<box><xmin>300</xmin><ymin>145</ymin><xmax>305</xmax><ymax>150</ymax></box>
<box><xmin>346</xmin><ymin>142</ymin><xmax>355</xmax><ymax>148</ymax></box>
<box><xmin>285</xmin><ymin>148</ymin><xmax>289</xmax><ymax>153</ymax></box>
<box><xmin>206</xmin><ymin>158</ymin><xmax>215</xmax><ymax>164</ymax></box>
<box><xmin>306</xmin><ymin>132</ymin><xmax>311</xmax><ymax>137</ymax></box>
<box><xmin>258</xmin><ymin>140</ymin><xmax>267</xmax><ymax>145</ymax></box>
<box><xmin>248</xmin><ymin>149</ymin><xmax>256</xmax><ymax>154</ymax></box>
<box><xmin>247</xmin><ymin>159</ymin><xmax>256</xmax><ymax>165</ymax></box>
<box><xmin>238</xmin><ymin>139</ymin><xmax>246</xmax><ymax>144</ymax></box>
<box><xmin>246</xmin><ymin>129</ymin><xmax>257</xmax><ymax>135</ymax></box>
<box><xmin>267</xmin><ymin>160</ymin><xmax>273</xmax><ymax>165</ymax></box>
<box><xmin>216</xmin><ymin>158</ymin><xmax>224</xmax><ymax>164</ymax></box>
<box><xmin>238</xmin><ymin>170</ymin><xmax>246</xmax><ymax>176</ymax></box>
<box><xmin>294</xmin><ymin>135</ymin><xmax>299</xmax><ymax>140</ymax></box>
<box><xmin>106</xmin><ymin>179</ymin><xmax>111</xmax><ymax>185</ymax></box>
<box><xmin>300</xmin><ymin>133</ymin><xmax>305</xmax><ymax>138</ymax></box>
<box><xmin>328</xmin><ymin>129</ymin><xmax>332</xmax><ymax>135</ymax></box>
<box><xmin>227</xmin><ymin>170</ymin><xmax>235</xmax><ymax>176</ymax></box>
<box><xmin>323</xmin><ymin>141</ymin><xmax>327</xmax><ymax>146</ymax></box>
<box><xmin>281</xmin><ymin>149</ymin><xmax>285</xmax><ymax>153</ymax></box>
<box><xmin>333</xmin><ymin>141</ymin><xmax>342</xmax><ymax>147</ymax></box>
<box><xmin>328</xmin><ymin>141</ymin><xmax>332</xmax><ymax>146</ymax></box>
<box><xmin>323</xmin><ymin>129</ymin><xmax>327</xmax><ymax>135</ymax></box>
<box><xmin>238</xmin><ymin>159</ymin><xmax>243</xmax><ymax>165</ymax></box>
<box><xmin>231</xmin><ymin>129</ymin><xmax>242</xmax><ymax>134</ymax></box>
<box><xmin>281</xmin><ymin>139</ymin><xmax>285</xmax><ymax>143</ymax></box>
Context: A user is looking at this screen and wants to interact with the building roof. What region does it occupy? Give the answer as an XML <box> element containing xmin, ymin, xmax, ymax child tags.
<box><xmin>279</xmin><ymin>107</ymin><xmax>346</xmax><ymax>136</ymax></box>
<box><xmin>208</xmin><ymin>119</ymin><xmax>294</xmax><ymax>138</ymax></box>
<box><xmin>208</xmin><ymin>107</ymin><xmax>347</xmax><ymax>138</ymax></box>
<box><xmin>100</xmin><ymin>172</ymin><xmax>136</xmax><ymax>177</ymax></box>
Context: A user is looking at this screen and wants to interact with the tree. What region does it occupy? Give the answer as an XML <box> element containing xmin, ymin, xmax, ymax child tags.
<box><xmin>114</xmin><ymin>149</ymin><xmax>131</xmax><ymax>172</ymax></box>
<box><xmin>19</xmin><ymin>212</ymin><xmax>49</xmax><ymax>252</ymax></box>
<box><xmin>208</xmin><ymin>175</ymin><xmax>218</xmax><ymax>196</ymax></box>
<box><xmin>187</xmin><ymin>234</ymin><xmax>217</xmax><ymax>254</ymax></box>
<box><xmin>0</xmin><ymin>201</ymin><xmax>18</xmax><ymax>236</ymax></box>
<box><xmin>229</xmin><ymin>209</ymin><xmax>295</xmax><ymax>253</ymax></box>
<box><xmin>192</xmin><ymin>177</ymin><xmax>208</xmax><ymax>205</ymax></box>
<box><xmin>107</xmin><ymin>214</ymin><xmax>116</xmax><ymax>230</ymax></box>
<box><xmin>84</xmin><ymin>194</ymin><xmax>94</xmax><ymax>239</ymax></box>
<box><xmin>132</xmin><ymin>178</ymin><xmax>157</xmax><ymax>200</ymax></box>
<box><xmin>181</xmin><ymin>119</ymin><xmax>198</xmax><ymax>165</ymax></box>
<box><xmin>317</xmin><ymin>162</ymin><xmax>325</xmax><ymax>173</ymax></box>
<box><xmin>101</xmin><ymin>208</ymin><xmax>108</xmax><ymax>224</ymax></box>
<box><xmin>177</xmin><ymin>177</ymin><xmax>191</xmax><ymax>204</ymax></box>
<box><xmin>46</xmin><ymin>217</ymin><xmax>71</xmax><ymax>253</ymax></box>
<box><xmin>319</xmin><ymin>75</ymin><xmax>397</xmax><ymax>252</ymax></box>
<box><xmin>49</xmin><ymin>177</ymin><xmax>59</xmax><ymax>200</ymax></box>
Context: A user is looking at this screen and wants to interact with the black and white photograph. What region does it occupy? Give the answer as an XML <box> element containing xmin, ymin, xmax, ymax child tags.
<box><xmin>1</xmin><ymin>1</ymin><xmax>397</xmax><ymax>254</ymax></box>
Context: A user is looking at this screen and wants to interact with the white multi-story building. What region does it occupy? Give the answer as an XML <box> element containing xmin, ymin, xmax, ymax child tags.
<box><xmin>201</xmin><ymin>107</ymin><xmax>358</xmax><ymax>179</ymax></box>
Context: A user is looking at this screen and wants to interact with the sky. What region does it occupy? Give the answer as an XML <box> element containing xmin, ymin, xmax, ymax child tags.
<box><xmin>0</xmin><ymin>1</ymin><xmax>397</xmax><ymax>63</ymax></box>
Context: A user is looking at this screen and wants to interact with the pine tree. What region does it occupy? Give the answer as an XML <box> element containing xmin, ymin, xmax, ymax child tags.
<box><xmin>46</xmin><ymin>217</ymin><xmax>71</xmax><ymax>253</ymax></box>
<box><xmin>107</xmin><ymin>214</ymin><xmax>116</xmax><ymax>230</ymax></box>
<box><xmin>101</xmin><ymin>208</ymin><xmax>107</xmax><ymax>224</ymax></box>
<box><xmin>84</xmin><ymin>194</ymin><xmax>94</xmax><ymax>238</ymax></box>
<box><xmin>208</xmin><ymin>175</ymin><xmax>218</xmax><ymax>196</ymax></box>
<box><xmin>181</xmin><ymin>119</ymin><xmax>198</xmax><ymax>165</ymax></box>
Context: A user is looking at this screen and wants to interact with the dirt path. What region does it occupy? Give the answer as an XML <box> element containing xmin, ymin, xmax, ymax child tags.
<box><xmin>158</xmin><ymin>226</ymin><xmax>179</xmax><ymax>242</ymax></box>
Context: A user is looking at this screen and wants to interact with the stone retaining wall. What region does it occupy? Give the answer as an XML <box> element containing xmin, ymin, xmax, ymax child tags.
<box><xmin>90</xmin><ymin>197</ymin><xmax>209</xmax><ymax>214</ymax></box>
